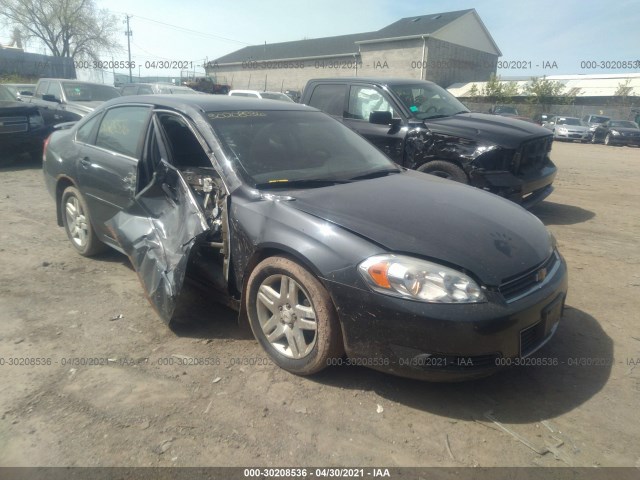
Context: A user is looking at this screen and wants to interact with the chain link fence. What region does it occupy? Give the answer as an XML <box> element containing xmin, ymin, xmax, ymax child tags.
<box><xmin>464</xmin><ymin>102</ymin><xmax>639</xmax><ymax>122</ymax></box>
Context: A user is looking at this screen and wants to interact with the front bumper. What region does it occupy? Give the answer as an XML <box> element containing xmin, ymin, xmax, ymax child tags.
<box><xmin>609</xmin><ymin>135</ymin><xmax>640</xmax><ymax>145</ymax></box>
<box><xmin>470</xmin><ymin>162</ymin><xmax>557</xmax><ymax>209</ymax></box>
<box><xmin>554</xmin><ymin>131</ymin><xmax>590</xmax><ymax>142</ymax></box>
<box><xmin>0</xmin><ymin>128</ymin><xmax>49</xmax><ymax>158</ymax></box>
<box><xmin>325</xmin><ymin>254</ymin><xmax>568</xmax><ymax>381</ymax></box>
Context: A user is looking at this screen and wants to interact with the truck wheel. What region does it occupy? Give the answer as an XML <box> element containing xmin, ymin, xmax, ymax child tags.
<box><xmin>246</xmin><ymin>256</ymin><xmax>343</xmax><ymax>375</ymax></box>
<box><xmin>418</xmin><ymin>161</ymin><xmax>467</xmax><ymax>183</ymax></box>
<box><xmin>604</xmin><ymin>133</ymin><xmax>613</xmax><ymax>146</ymax></box>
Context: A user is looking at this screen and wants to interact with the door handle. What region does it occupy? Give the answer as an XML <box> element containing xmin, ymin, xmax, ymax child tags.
<box><xmin>80</xmin><ymin>157</ymin><xmax>91</xmax><ymax>168</ymax></box>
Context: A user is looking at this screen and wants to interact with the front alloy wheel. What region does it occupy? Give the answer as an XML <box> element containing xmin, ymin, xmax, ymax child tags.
<box><xmin>246</xmin><ymin>256</ymin><xmax>343</xmax><ymax>375</ymax></box>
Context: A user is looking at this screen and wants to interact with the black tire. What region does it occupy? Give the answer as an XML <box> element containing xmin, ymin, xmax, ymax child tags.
<box><xmin>591</xmin><ymin>134</ymin><xmax>598</xmax><ymax>144</ymax></box>
<box><xmin>604</xmin><ymin>133</ymin><xmax>618</xmax><ymax>146</ymax></box>
<box><xmin>245</xmin><ymin>256</ymin><xmax>343</xmax><ymax>375</ymax></box>
<box><xmin>60</xmin><ymin>186</ymin><xmax>107</xmax><ymax>257</ymax></box>
<box><xmin>417</xmin><ymin>161</ymin><xmax>468</xmax><ymax>183</ymax></box>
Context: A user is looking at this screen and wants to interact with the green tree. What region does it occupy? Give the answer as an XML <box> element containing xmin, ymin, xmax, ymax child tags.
<box><xmin>613</xmin><ymin>79</ymin><xmax>634</xmax><ymax>107</ymax></box>
<box><xmin>468</xmin><ymin>83</ymin><xmax>480</xmax><ymax>100</ymax></box>
<box><xmin>525</xmin><ymin>76</ymin><xmax>575</xmax><ymax>106</ymax></box>
<box><xmin>0</xmin><ymin>0</ymin><xmax>121</xmax><ymax>61</ymax></box>
<box><xmin>480</xmin><ymin>74</ymin><xmax>519</xmax><ymax>104</ymax></box>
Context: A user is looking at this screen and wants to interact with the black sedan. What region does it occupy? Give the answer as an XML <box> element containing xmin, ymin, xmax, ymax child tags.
<box><xmin>591</xmin><ymin>120</ymin><xmax>640</xmax><ymax>146</ymax></box>
<box><xmin>0</xmin><ymin>84</ymin><xmax>47</xmax><ymax>166</ymax></box>
<box><xmin>42</xmin><ymin>95</ymin><xmax>568</xmax><ymax>381</ymax></box>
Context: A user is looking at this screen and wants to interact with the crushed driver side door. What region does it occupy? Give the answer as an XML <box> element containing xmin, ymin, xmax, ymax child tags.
<box><xmin>105</xmin><ymin>121</ymin><xmax>210</xmax><ymax>323</ymax></box>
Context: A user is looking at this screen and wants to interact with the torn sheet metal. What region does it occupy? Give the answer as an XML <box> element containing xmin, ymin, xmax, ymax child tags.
<box><xmin>106</xmin><ymin>162</ymin><xmax>208</xmax><ymax>323</ymax></box>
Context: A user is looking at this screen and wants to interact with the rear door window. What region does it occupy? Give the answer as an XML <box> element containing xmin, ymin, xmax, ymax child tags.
<box><xmin>307</xmin><ymin>84</ymin><xmax>347</xmax><ymax>117</ymax></box>
<box><xmin>95</xmin><ymin>106</ymin><xmax>151</xmax><ymax>158</ymax></box>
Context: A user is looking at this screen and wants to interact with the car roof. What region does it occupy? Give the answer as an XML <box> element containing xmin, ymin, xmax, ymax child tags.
<box><xmin>306</xmin><ymin>77</ymin><xmax>437</xmax><ymax>87</ymax></box>
<box><xmin>102</xmin><ymin>94</ymin><xmax>316</xmax><ymax>113</ymax></box>
<box><xmin>39</xmin><ymin>78</ymin><xmax>116</xmax><ymax>87</ymax></box>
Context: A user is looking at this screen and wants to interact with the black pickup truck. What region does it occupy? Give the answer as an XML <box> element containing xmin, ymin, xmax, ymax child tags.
<box><xmin>301</xmin><ymin>77</ymin><xmax>556</xmax><ymax>208</ymax></box>
<box><xmin>0</xmin><ymin>84</ymin><xmax>48</xmax><ymax>166</ymax></box>
<box><xmin>27</xmin><ymin>78</ymin><xmax>120</xmax><ymax>132</ymax></box>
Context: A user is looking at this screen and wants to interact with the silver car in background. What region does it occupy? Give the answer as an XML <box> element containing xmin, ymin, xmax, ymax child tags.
<box><xmin>544</xmin><ymin>116</ymin><xmax>591</xmax><ymax>142</ymax></box>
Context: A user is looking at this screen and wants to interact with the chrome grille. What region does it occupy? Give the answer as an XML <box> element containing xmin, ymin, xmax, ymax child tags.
<box><xmin>0</xmin><ymin>116</ymin><xmax>28</xmax><ymax>134</ymax></box>
<box><xmin>499</xmin><ymin>251</ymin><xmax>560</xmax><ymax>302</ymax></box>
<box><xmin>516</xmin><ymin>136</ymin><xmax>552</xmax><ymax>174</ymax></box>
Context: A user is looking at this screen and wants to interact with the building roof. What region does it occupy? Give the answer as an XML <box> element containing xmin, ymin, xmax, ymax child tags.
<box><xmin>214</xmin><ymin>9</ymin><xmax>475</xmax><ymax>64</ymax></box>
<box><xmin>372</xmin><ymin>10</ymin><xmax>473</xmax><ymax>39</ymax></box>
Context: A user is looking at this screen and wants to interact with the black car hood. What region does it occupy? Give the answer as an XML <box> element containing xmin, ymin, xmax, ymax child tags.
<box><xmin>425</xmin><ymin>113</ymin><xmax>551</xmax><ymax>149</ymax></box>
<box><xmin>284</xmin><ymin>170</ymin><xmax>552</xmax><ymax>286</ymax></box>
<box><xmin>0</xmin><ymin>101</ymin><xmax>39</xmax><ymax>115</ymax></box>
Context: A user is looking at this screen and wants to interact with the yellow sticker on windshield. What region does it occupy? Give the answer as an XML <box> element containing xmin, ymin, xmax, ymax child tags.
<box><xmin>268</xmin><ymin>179</ymin><xmax>289</xmax><ymax>183</ymax></box>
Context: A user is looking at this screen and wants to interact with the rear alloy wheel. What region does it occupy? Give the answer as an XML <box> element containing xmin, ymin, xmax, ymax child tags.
<box><xmin>246</xmin><ymin>256</ymin><xmax>343</xmax><ymax>375</ymax></box>
<box><xmin>61</xmin><ymin>186</ymin><xmax>106</xmax><ymax>256</ymax></box>
<box><xmin>418</xmin><ymin>161</ymin><xmax>468</xmax><ymax>183</ymax></box>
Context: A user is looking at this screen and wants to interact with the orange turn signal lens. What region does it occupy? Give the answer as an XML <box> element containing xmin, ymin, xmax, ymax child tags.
<box><xmin>368</xmin><ymin>262</ymin><xmax>391</xmax><ymax>289</ymax></box>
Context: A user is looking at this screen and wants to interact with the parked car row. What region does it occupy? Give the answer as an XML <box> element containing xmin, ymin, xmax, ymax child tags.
<box><xmin>1</xmin><ymin>78</ymin><xmax>223</xmax><ymax>166</ymax></box>
<box><xmin>542</xmin><ymin>114</ymin><xmax>640</xmax><ymax>146</ymax></box>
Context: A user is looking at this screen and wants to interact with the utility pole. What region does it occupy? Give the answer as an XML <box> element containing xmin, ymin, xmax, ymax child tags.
<box><xmin>125</xmin><ymin>15</ymin><xmax>133</xmax><ymax>83</ymax></box>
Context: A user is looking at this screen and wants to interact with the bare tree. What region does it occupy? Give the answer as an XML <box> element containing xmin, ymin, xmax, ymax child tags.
<box><xmin>0</xmin><ymin>0</ymin><xmax>121</xmax><ymax>60</ymax></box>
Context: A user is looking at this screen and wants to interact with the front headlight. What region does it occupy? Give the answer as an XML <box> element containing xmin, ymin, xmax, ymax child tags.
<box><xmin>611</xmin><ymin>130</ymin><xmax>620</xmax><ymax>136</ymax></box>
<box><xmin>358</xmin><ymin>254</ymin><xmax>486</xmax><ymax>303</ymax></box>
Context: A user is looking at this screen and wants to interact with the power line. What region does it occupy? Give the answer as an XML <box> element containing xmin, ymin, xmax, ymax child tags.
<box><xmin>126</xmin><ymin>13</ymin><xmax>252</xmax><ymax>46</ymax></box>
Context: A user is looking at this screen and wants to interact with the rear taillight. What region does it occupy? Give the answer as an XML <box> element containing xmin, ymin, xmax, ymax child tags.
<box><xmin>43</xmin><ymin>135</ymin><xmax>51</xmax><ymax>162</ymax></box>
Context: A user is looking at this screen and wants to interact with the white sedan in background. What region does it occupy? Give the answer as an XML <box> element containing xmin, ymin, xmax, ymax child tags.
<box><xmin>228</xmin><ymin>90</ymin><xmax>295</xmax><ymax>102</ymax></box>
<box><xmin>544</xmin><ymin>116</ymin><xmax>591</xmax><ymax>142</ymax></box>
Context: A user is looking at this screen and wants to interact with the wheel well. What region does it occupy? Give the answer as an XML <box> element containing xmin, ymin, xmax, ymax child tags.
<box><xmin>55</xmin><ymin>177</ymin><xmax>75</xmax><ymax>226</ymax></box>
<box><xmin>417</xmin><ymin>158</ymin><xmax>467</xmax><ymax>175</ymax></box>
<box><xmin>237</xmin><ymin>247</ymin><xmax>340</xmax><ymax>331</ymax></box>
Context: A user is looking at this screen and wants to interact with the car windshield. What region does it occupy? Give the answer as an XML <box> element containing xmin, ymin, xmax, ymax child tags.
<box><xmin>495</xmin><ymin>106</ymin><xmax>518</xmax><ymax>115</ymax></box>
<box><xmin>389</xmin><ymin>83</ymin><xmax>469</xmax><ymax>119</ymax></box>
<box><xmin>558</xmin><ymin>118</ymin><xmax>582</xmax><ymax>126</ymax></box>
<box><xmin>0</xmin><ymin>85</ymin><xmax>17</xmax><ymax>102</ymax></box>
<box><xmin>589</xmin><ymin>116</ymin><xmax>609</xmax><ymax>124</ymax></box>
<box><xmin>610</xmin><ymin>120</ymin><xmax>638</xmax><ymax>129</ymax></box>
<box><xmin>207</xmin><ymin>110</ymin><xmax>400</xmax><ymax>187</ymax></box>
<box><xmin>62</xmin><ymin>82</ymin><xmax>120</xmax><ymax>102</ymax></box>
<box><xmin>261</xmin><ymin>92</ymin><xmax>294</xmax><ymax>102</ymax></box>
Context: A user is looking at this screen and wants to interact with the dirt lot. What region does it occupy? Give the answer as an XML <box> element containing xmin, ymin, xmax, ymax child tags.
<box><xmin>0</xmin><ymin>141</ymin><xmax>639</xmax><ymax>468</ymax></box>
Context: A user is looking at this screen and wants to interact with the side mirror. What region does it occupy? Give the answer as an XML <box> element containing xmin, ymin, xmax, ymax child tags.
<box><xmin>369</xmin><ymin>111</ymin><xmax>393</xmax><ymax>125</ymax></box>
<box><xmin>42</xmin><ymin>94</ymin><xmax>60</xmax><ymax>103</ymax></box>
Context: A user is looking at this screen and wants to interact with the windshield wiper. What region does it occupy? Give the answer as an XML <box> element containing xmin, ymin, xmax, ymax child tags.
<box><xmin>347</xmin><ymin>168</ymin><xmax>401</xmax><ymax>181</ymax></box>
<box><xmin>254</xmin><ymin>179</ymin><xmax>350</xmax><ymax>189</ymax></box>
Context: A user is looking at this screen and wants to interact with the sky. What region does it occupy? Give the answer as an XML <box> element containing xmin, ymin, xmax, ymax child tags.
<box><xmin>2</xmin><ymin>0</ymin><xmax>639</xmax><ymax>81</ymax></box>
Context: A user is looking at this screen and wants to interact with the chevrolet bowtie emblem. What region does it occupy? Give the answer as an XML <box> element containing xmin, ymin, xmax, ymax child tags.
<box><xmin>536</xmin><ymin>267</ymin><xmax>548</xmax><ymax>282</ymax></box>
